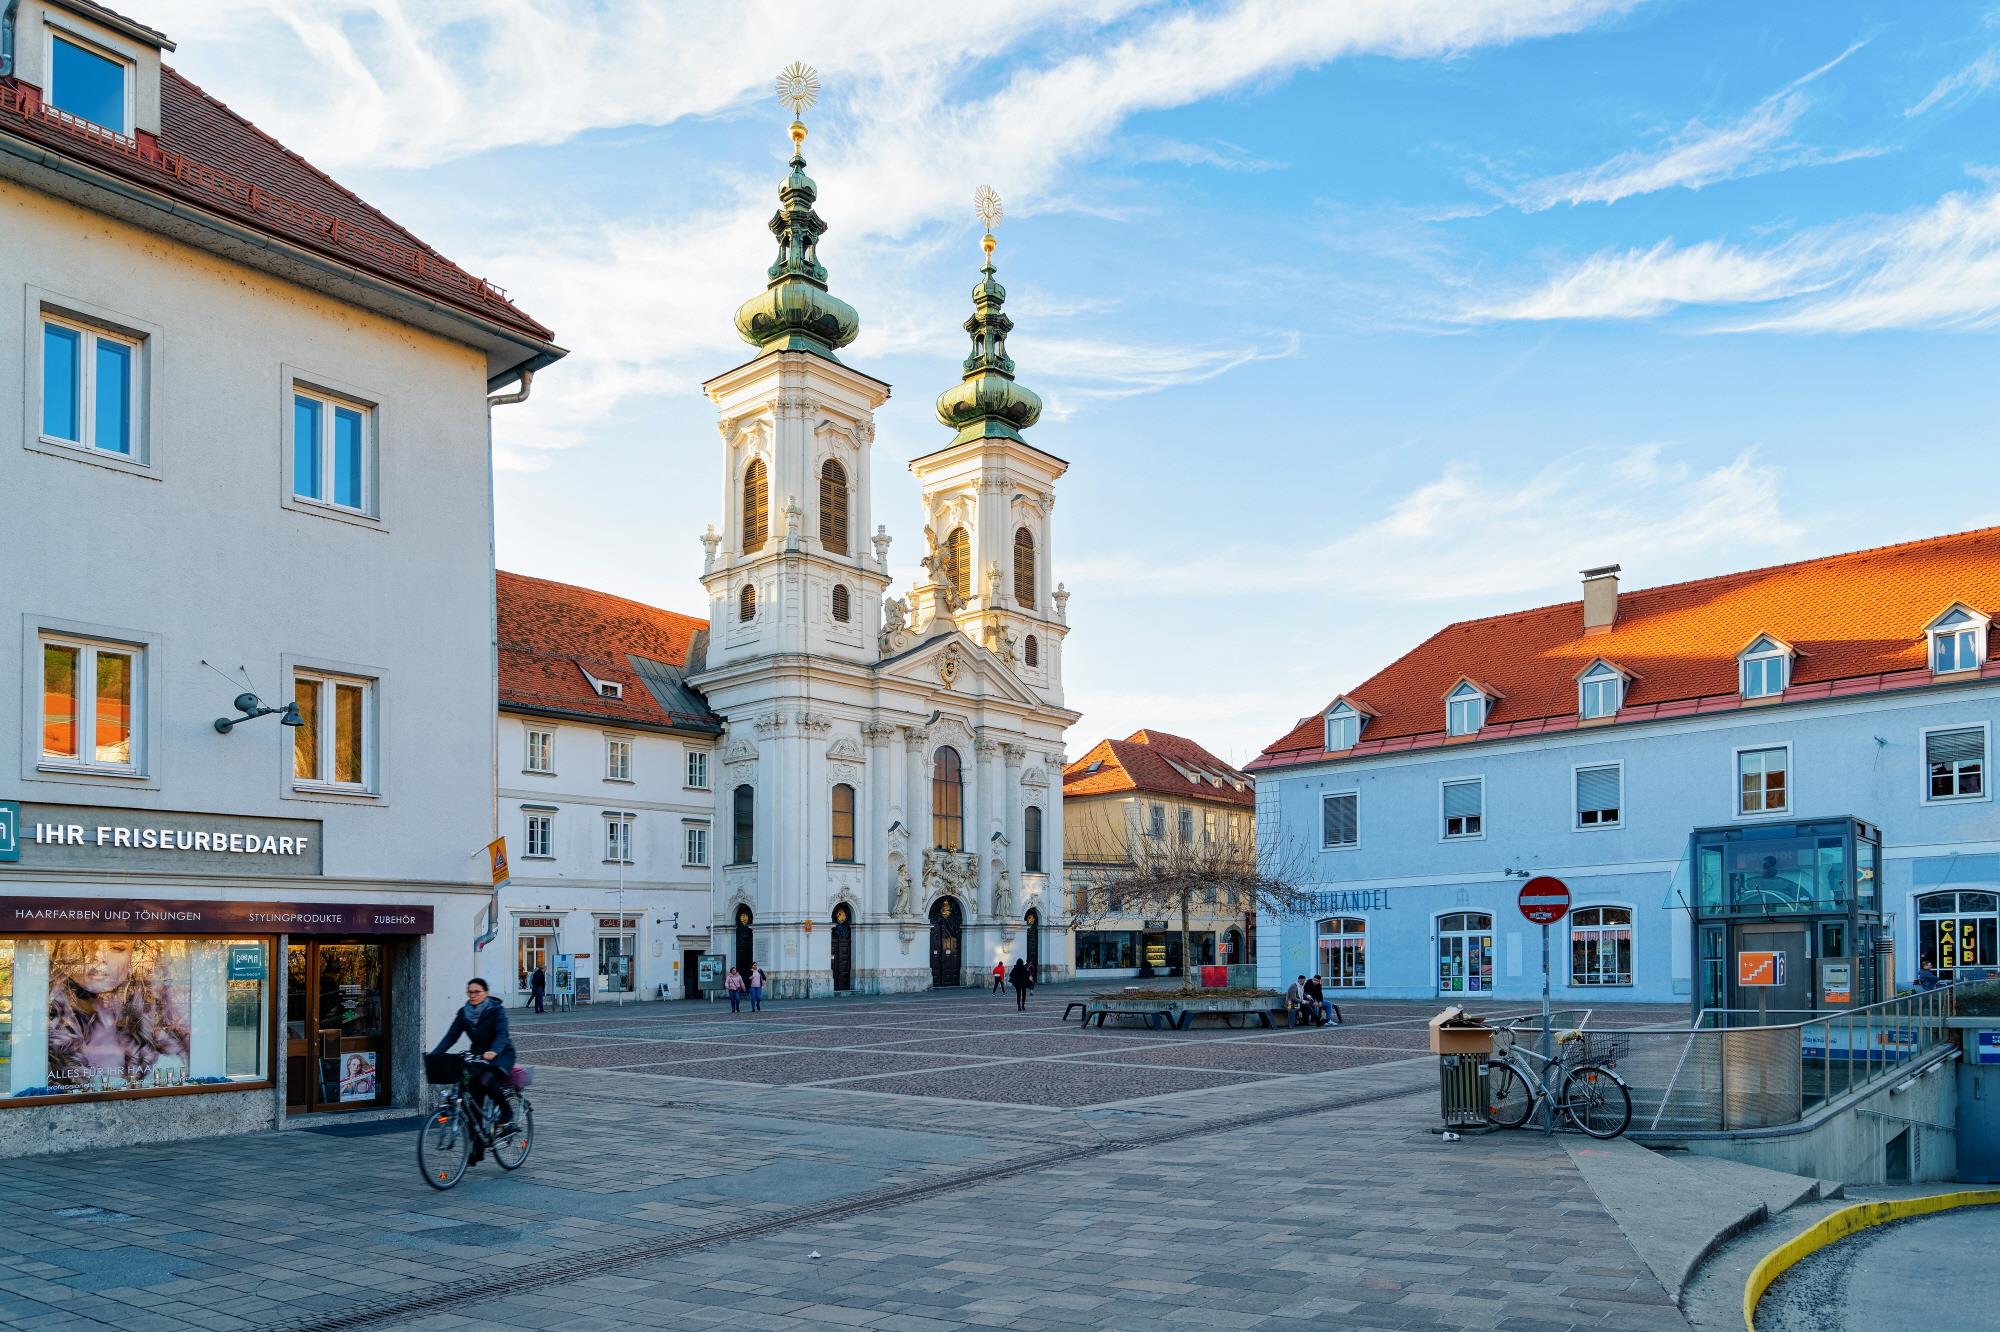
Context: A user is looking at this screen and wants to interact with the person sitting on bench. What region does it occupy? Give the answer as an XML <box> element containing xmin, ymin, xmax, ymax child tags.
<box><xmin>1304</xmin><ymin>974</ymin><xmax>1333</xmax><ymax>1026</ymax></box>
<box><xmin>1285</xmin><ymin>975</ymin><xmax>1319</xmax><ymax>1026</ymax></box>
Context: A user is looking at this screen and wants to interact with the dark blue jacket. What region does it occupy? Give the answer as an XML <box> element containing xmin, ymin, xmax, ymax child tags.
<box><xmin>432</xmin><ymin>997</ymin><xmax>517</xmax><ymax>1072</ymax></box>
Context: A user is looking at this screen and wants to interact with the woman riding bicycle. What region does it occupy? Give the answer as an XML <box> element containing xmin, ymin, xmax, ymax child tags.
<box><xmin>430</xmin><ymin>977</ymin><xmax>516</xmax><ymax>1161</ymax></box>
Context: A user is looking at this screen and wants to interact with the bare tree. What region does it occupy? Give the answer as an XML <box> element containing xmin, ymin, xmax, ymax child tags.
<box><xmin>1068</xmin><ymin>823</ymin><xmax>1320</xmax><ymax>993</ymax></box>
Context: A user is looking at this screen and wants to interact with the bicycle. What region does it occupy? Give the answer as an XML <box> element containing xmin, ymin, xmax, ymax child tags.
<box><xmin>1482</xmin><ymin>1024</ymin><xmax>1632</xmax><ymax>1138</ymax></box>
<box><xmin>417</xmin><ymin>1052</ymin><xmax>534</xmax><ymax>1190</ymax></box>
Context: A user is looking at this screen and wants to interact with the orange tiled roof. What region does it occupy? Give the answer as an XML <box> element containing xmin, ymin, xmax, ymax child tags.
<box><xmin>1253</xmin><ymin>526</ymin><xmax>2000</xmax><ymax>769</ymax></box>
<box><xmin>497</xmin><ymin>572</ymin><xmax>718</xmax><ymax>732</ymax></box>
<box><xmin>1065</xmin><ymin>730</ymin><xmax>1255</xmax><ymax>807</ymax></box>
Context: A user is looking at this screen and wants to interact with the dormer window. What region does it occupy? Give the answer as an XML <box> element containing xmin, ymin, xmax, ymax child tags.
<box><xmin>1928</xmin><ymin>606</ymin><xmax>1988</xmax><ymax>675</ymax></box>
<box><xmin>1577</xmin><ymin>662</ymin><xmax>1623</xmax><ymax>719</ymax></box>
<box><xmin>1445</xmin><ymin>681</ymin><xmax>1487</xmax><ymax>737</ymax></box>
<box><xmin>579</xmin><ymin>665</ymin><xmax>623</xmax><ymax>700</ymax></box>
<box><xmin>1324</xmin><ymin>703</ymin><xmax>1361</xmax><ymax>751</ymax></box>
<box><xmin>48</xmin><ymin>31</ymin><xmax>133</xmax><ymax>136</ymax></box>
<box><xmin>1739</xmin><ymin>636</ymin><xmax>1790</xmax><ymax>699</ymax></box>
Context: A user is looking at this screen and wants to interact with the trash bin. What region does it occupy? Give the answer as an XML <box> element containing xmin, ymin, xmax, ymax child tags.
<box><xmin>1430</xmin><ymin>1007</ymin><xmax>1495</xmax><ymax>1128</ymax></box>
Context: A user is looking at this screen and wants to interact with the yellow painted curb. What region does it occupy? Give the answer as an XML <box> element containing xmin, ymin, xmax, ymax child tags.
<box><xmin>1743</xmin><ymin>1189</ymin><xmax>2000</xmax><ymax>1330</ymax></box>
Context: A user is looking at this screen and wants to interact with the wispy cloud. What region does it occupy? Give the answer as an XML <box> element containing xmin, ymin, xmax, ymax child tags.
<box><xmin>1906</xmin><ymin>50</ymin><xmax>2000</xmax><ymax>118</ymax></box>
<box><xmin>1510</xmin><ymin>43</ymin><xmax>1865</xmax><ymax>209</ymax></box>
<box><xmin>1121</xmin><ymin>135</ymin><xmax>1282</xmax><ymax>172</ymax></box>
<box><xmin>1463</xmin><ymin>238</ymin><xmax>1833</xmax><ymax>320</ymax></box>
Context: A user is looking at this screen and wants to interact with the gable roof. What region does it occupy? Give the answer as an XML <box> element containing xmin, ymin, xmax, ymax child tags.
<box><xmin>1065</xmin><ymin>730</ymin><xmax>1254</xmax><ymax>807</ymax></box>
<box><xmin>497</xmin><ymin>572</ymin><xmax>720</xmax><ymax>733</ymax></box>
<box><xmin>1254</xmin><ymin>525</ymin><xmax>2000</xmax><ymax>771</ymax></box>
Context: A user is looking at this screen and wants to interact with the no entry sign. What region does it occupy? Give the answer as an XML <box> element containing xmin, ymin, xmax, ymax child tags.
<box><xmin>1518</xmin><ymin>876</ymin><xmax>1571</xmax><ymax>925</ymax></box>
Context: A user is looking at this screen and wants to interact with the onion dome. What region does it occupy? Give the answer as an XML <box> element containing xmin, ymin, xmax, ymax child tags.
<box><xmin>934</xmin><ymin>187</ymin><xmax>1043</xmax><ymax>446</ymax></box>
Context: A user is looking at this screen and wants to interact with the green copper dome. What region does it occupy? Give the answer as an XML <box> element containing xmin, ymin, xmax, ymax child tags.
<box><xmin>934</xmin><ymin>244</ymin><xmax>1042</xmax><ymax>445</ymax></box>
<box><xmin>733</xmin><ymin>128</ymin><xmax>859</xmax><ymax>358</ymax></box>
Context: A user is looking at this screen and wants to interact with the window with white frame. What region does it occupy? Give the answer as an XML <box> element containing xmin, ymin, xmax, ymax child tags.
<box><xmin>291</xmin><ymin>387</ymin><xmax>372</xmax><ymax>513</ymax></box>
<box><xmin>1324</xmin><ymin>703</ymin><xmax>1360</xmax><ymax>751</ymax></box>
<box><xmin>1737</xmin><ymin>746</ymin><xmax>1789</xmax><ymax>815</ymax></box>
<box><xmin>605</xmin><ymin>736</ymin><xmax>632</xmax><ymax>782</ymax></box>
<box><xmin>1317</xmin><ymin>917</ymin><xmax>1367</xmax><ymax>987</ymax></box>
<box><xmin>525</xmin><ymin>728</ymin><xmax>553</xmax><ymax>773</ymax></box>
<box><xmin>1321</xmin><ymin>791</ymin><xmax>1358</xmax><ymax>849</ymax></box>
<box><xmin>684</xmin><ymin>825</ymin><xmax>709</xmax><ymax>867</ymax></box>
<box><xmin>293</xmin><ymin>670</ymin><xmax>373</xmax><ymax>791</ymax></box>
<box><xmin>1178</xmin><ymin>808</ymin><xmax>1194</xmax><ymax>842</ymax></box>
<box><xmin>523</xmin><ymin>810</ymin><xmax>553</xmax><ymax>858</ymax></box>
<box><xmin>1578</xmin><ymin>663</ymin><xmax>1622</xmax><ymax>719</ymax></box>
<box><xmin>604</xmin><ymin>813</ymin><xmax>634</xmax><ymax>864</ymax></box>
<box><xmin>47</xmin><ymin>31</ymin><xmax>132</xmax><ymax>136</ymax></box>
<box><xmin>1569</xmin><ymin>906</ymin><xmax>1633</xmax><ymax>986</ymax></box>
<box><xmin>1930</xmin><ymin>608</ymin><xmax>1986</xmax><ymax>674</ymax></box>
<box><xmin>1925</xmin><ymin>726</ymin><xmax>1986</xmax><ymax>802</ymax></box>
<box><xmin>1445</xmin><ymin>682</ymin><xmax>1486</xmax><ymax>736</ymax></box>
<box><xmin>1204</xmin><ymin>810</ymin><xmax>1218</xmax><ymax>843</ymax></box>
<box><xmin>1442</xmin><ymin>777</ymin><xmax>1483</xmax><ymax>838</ymax></box>
<box><xmin>39</xmin><ymin>634</ymin><xmax>141</xmax><ymax>773</ymax></box>
<box><xmin>1575</xmin><ymin>763</ymin><xmax>1622</xmax><ymax>827</ymax></box>
<box><xmin>40</xmin><ymin>314</ymin><xmax>141</xmax><ymax>458</ymax></box>
<box><xmin>1739</xmin><ymin>637</ymin><xmax>1788</xmax><ymax>698</ymax></box>
<box><xmin>1148</xmin><ymin>803</ymin><xmax>1166</xmax><ymax>838</ymax></box>
<box><xmin>686</xmin><ymin>749</ymin><xmax>709</xmax><ymax>789</ymax></box>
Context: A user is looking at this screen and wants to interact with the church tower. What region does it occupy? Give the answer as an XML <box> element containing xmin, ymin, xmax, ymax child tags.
<box><xmin>907</xmin><ymin>192</ymin><xmax>1070</xmax><ymax>709</ymax></box>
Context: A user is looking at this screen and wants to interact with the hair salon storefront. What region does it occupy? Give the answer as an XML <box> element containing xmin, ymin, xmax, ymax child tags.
<box><xmin>0</xmin><ymin>801</ymin><xmax>442</xmax><ymax>1156</ymax></box>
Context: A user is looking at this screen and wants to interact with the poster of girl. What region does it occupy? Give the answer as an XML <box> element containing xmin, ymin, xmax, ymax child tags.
<box><xmin>339</xmin><ymin>1052</ymin><xmax>377</xmax><ymax>1101</ymax></box>
<box><xmin>47</xmin><ymin>939</ymin><xmax>192</xmax><ymax>1089</ymax></box>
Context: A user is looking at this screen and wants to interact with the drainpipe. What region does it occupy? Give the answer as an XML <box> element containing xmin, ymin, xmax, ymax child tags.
<box><xmin>475</xmin><ymin>370</ymin><xmax>534</xmax><ymax>957</ymax></box>
<box><xmin>2</xmin><ymin>0</ymin><xmax>20</xmax><ymax>79</ymax></box>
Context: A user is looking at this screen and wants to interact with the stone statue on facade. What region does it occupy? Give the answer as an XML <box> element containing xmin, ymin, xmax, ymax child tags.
<box><xmin>992</xmin><ymin>867</ymin><xmax>1013</xmax><ymax>918</ymax></box>
<box><xmin>891</xmin><ymin>861</ymin><xmax>916</xmax><ymax>918</ymax></box>
<box><xmin>883</xmin><ymin>596</ymin><xmax>906</xmax><ymax>633</ymax></box>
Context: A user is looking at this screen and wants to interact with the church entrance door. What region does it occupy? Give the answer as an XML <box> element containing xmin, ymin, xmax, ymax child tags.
<box><xmin>830</xmin><ymin>903</ymin><xmax>853</xmax><ymax>992</ymax></box>
<box><xmin>734</xmin><ymin>904</ymin><xmax>755</xmax><ymax>980</ymax></box>
<box><xmin>1024</xmin><ymin>907</ymin><xmax>1041</xmax><ymax>981</ymax></box>
<box><xmin>929</xmin><ymin>897</ymin><xmax>963</xmax><ymax>988</ymax></box>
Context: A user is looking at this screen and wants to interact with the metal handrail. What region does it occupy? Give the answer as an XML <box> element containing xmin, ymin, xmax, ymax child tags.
<box><xmin>1579</xmin><ymin>984</ymin><xmax>1956</xmax><ymax>1038</ymax></box>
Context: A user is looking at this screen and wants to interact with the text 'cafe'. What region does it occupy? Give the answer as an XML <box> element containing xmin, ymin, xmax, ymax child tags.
<box><xmin>0</xmin><ymin>800</ymin><xmax>448</xmax><ymax>1154</ymax></box>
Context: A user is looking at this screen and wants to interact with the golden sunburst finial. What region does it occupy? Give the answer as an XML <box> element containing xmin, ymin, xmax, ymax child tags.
<box><xmin>974</xmin><ymin>185</ymin><xmax>1002</xmax><ymax>258</ymax></box>
<box><xmin>776</xmin><ymin>62</ymin><xmax>820</xmax><ymax>152</ymax></box>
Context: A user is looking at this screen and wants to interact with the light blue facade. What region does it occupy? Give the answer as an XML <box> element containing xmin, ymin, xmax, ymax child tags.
<box><xmin>1255</xmin><ymin>681</ymin><xmax>1999</xmax><ymax>1007</ymax></box>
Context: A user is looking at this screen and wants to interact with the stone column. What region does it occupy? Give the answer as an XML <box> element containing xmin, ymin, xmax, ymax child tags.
<box><xmin>862</xmin><ymin>721</ymin><xmax>896</xmax><ymax>913</ymax></box>
<box><xmin>975</xmin><ymin>729</ymin><xmax>1000</xmax><ymax>917</ymax></box>
<box><xmin>902</xmin><ymin>724</ymin><xmax>930</xmax><ymax>886</ymax></box>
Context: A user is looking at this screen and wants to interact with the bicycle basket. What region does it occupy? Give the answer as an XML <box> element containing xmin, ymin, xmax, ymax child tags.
<box><xmin>423</xmin><ymin>1053</ymin><xmax>466</xmax><ymax>1085</ymax></box>
<box><xmin>507</xmin><ymin>1065</ymin><xmax>534</xmax><ymax>1090</ymax></box>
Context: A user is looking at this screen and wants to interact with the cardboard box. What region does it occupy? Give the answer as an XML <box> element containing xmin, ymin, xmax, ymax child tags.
<box><xmin>1428</xmin><ymin>1006</ymin><xmax>1494</xmax><ymax>1055</ymax></box>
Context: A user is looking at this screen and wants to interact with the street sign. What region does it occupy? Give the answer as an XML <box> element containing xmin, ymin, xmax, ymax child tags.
<box><xmin>1517</xmin><ymin>876</ymin><xmax>1571</xmax><ymax>925</ymax></box>
<box><xmin>1738</xmin><ymin>950</ymin><xmax>1786</xmax><ymax>987</ymax></box>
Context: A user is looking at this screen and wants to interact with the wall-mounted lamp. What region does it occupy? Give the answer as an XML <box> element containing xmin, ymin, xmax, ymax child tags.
<box><xmin>214</xmin><ymin>692</ymin><xmax>304</xmax><ymax>734</ymax></box>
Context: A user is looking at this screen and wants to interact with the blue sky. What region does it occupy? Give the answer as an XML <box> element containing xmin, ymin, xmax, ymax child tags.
<box><xmin>166</xmin><ymin>1</ymin><xmax>2000</xmax><ymax>763</ymax></box>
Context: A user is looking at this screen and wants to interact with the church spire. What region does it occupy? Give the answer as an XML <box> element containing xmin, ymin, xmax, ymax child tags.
<box><xmin>733</xmin><ymin>62</ymin><xmax>860</xmax><ymax>359</ymax></box>
<box><xmin>934</xmin><ymin>186</ymin><xmax>1043</xmax><ymax>446</ymax></box>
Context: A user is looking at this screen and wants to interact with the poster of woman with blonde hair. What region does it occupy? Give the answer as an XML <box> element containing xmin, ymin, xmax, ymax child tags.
<box><xmin>47</xmin><ymin>939</ymin><xmax>191</xmax><ymax>1089</ymax></box>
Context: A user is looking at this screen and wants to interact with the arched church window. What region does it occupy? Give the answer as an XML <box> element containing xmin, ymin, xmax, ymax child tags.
<box><xmin>739</xmin><ymin>584</ymin><xmax>757</xmax><ymax>622</ymax></box>
<box><xmin>742</xmin><ymin>457</ymin><xmax>768</xmax><ymax>552</ymax></box>
<box><xmin>931</xmin><ymin>746</ymin><xmax>964</xmax><ymax>851</ymax></box>
<box><xmin>819</xmin><ymin>459</ymin><xmax>849</xmax><ymax>554</ymax></box>
<box><xmin>1013</xmin><ymin>527</ymin><xmax>1036</xmax><ymax>607</ymax></box>
<box><xmin>944</xmin><ymin>527</ymin><xmax>970</xmax><ymax>604</ymax></box>
<box><xmin>831</xmin><ymin>584</ymin><xmax>851</xmax><ymax>622</ymax></box>
<box><xmin>1024</xmin><ymin>634</ymin><xmax>1039</xmax><ymax>667</ymax></box>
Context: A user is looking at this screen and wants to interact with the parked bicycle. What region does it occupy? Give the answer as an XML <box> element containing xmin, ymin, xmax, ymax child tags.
<box><xmin>1483</xmin><ymin>1023</ymin><xmax>1632</xmax><ymax>1138</ymax></box>
<box><xmin>417</xmin><ymin>1052</ymin><xmax>534</xmax><ymax>1189</ymax></box>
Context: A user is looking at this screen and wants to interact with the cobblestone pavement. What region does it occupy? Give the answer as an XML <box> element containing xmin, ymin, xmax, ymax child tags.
<box><xmin>0</xmin><ymin>986</ymin><xmax>1692</xmax><ymax>1331</ymax></box>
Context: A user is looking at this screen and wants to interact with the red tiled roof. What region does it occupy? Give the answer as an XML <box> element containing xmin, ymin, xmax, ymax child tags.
<box><xmin>1254</xmin><ymin>526</ymin><xmax>2000</xmax><ymax>770</ymax></box>
<box><xmin>0</xmin><ymin>70</ymin><xmax>553</xmax><ymax>343</ymax></box>
<box><xmin>1065</xmin><ymin>730</ymin><xmax>1255</xmax><ymax>807</ymax></box>
<box><xmin>497</xmin><ymin>572</ymin><xmax>718</xmax><ymax>732</ymax></box>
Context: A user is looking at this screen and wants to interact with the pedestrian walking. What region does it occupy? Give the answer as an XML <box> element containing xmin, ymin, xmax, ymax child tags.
<box><xmin>725</xmin><ymin>966</ymin><xmax>744</xmax><ymax>1013</ymax></box>
<box><xmin>991</xmin><ymin>959</ymin><xmax>1006</xmax><ymax>994</ymax></box>
<box><xmin>748</xmin><ymin>965</ymin><xmax>765</xmax><ymax>1013</ymax></box>
<box><xmin>529</xmin><ymin>964</ymin><xmax>547</xmax><ymax>1015</ymax></box>
<box><xmin>1009</xmin><ymin>958</ymin><xmax>1032</xmax><ymax>1011</ymax></box>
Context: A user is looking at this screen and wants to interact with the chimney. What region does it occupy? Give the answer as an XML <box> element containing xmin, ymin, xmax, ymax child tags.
<box><xmin>1581</xmin><ymin>565</ymin><xmax>1620</xmax><ymax>635</ymax></box>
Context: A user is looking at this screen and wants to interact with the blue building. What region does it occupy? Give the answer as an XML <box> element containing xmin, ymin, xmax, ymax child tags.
<box><xmin>1249</xmin><ymin>530</ymin><xmax>2000</xmax><ymax>1013</ymax></box>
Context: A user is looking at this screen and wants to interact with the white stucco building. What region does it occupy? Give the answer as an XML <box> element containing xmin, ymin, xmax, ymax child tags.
<box><xmin>688</xmin><ymin>107</ymin><xmax>1078</xmax><ymax>993</ymax></box>
<box><xmin>0</xmin><ymin>1</ymin><xmax>560</xmax><ymax>1151</ymax></box>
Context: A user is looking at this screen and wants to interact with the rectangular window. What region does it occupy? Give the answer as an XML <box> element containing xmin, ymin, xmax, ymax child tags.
<box><xmin>1325</xmin><ymin>712</ymin><xmax>1358</xmax><ymax>751</ymax></box>
<box><xmin>686</xmin><ymin>750</ymin><xmax>709</xmax><ymax>789</ymax></box>
<box><xmin>1446</xmin><ymin>692</ymin><xmax>1485</xmax><ymax>736</ymax></box>
<box><xmin>1321</xmin><ymin>792</ymin><xmax>1358</xmax><ymax>849</ymax></box>
<box><xmin>291</xmin><ymin>389</ymin><xmax>372</xmax><ymax>514</ymax></box>
<box><xmin>1737</xmin><ymin>746</ymin><xmax>1788</xmax><ymax>815</ymax></box>
<box><xmin>830</xmin><ymin>783</ymin><xmax>856</xmax><ymax>863</ymax></box>
<box><xmin>1741</xmin><ymin>655</ymin><xmax>1785</xmax><ymax>698</ymax></box>
<box><xmin>525</xmin><ymin>729</ymin><xmax>552</xmax><ymax>773</ymax></box>
<box><xmin>1178</xmin><ymin>808</ymin><xmax>1194</xmax><ymax>842</ymax></box>
<box><xmin>1442</xmin><ymin>778</ymin><xmax>1483</xmax><ymax>839</ymax></box>
<box><xmin>1570</xmin><ymin>907</ymin><xmax>1634</xmax><ymax>986</ymax></box>
<box><xmin>685</xmin><ymin>826</ymin><xmax>709</xmax><ymax>867</ymax></box>
<box><xmin>1579</xmin><ymin>674</ymin><xmax>1620</xmax><ymax>719</ymax></box>
<box><xmin>49</xmin><ymin>33</ymin><xmax>130</xmax><ymax>135</ymax></box>
<box><xmin>1935</xmin><ymin>628</ymin><xmax>1982</xmax><ymax>674</ymax></box>
<box><xmin>41</xmin><ymin>317</ymin><xmax>139</xmax><ymax>456</ymax></box>
<box><xmin>523</xmin><ymin>811</ymin><xmax>552</xmax><ymax>859</ymax></box>
<box><xmin>1926</xmin><ymin>727</ymin><xmax>1986</xmax><ymax>802</ymax></box>
<box><xmin>1148</xmin><ymin>804</ymin><xmax>1165</xmax><ymax>838</ymax></box>
<box><xmin>40</xmin><ymin>635</ymin><xmax>140</xmax><ymax>772</ymax></box>
<box><xmin>1575</xmin><ymin>763</ymin><xmax>1622</xmax><ymax>828</ymax></box>
<box><xmin>604</xmin><ymin>815</ymin><xmax>634</xmax><ymax>864</ymax></box>
<box><xmin>605</xmin><ymin>737</ymin><xmax>632</xmax><ymax>782</ymax></box>
<box><xmin>293</xmin><ymin>671</ymin><xmax>372</xmax><ymax>791</ymax></box>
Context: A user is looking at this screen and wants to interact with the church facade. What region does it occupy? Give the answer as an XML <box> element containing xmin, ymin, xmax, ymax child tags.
<box><xmin>687</xmin><ymin>95</ymin><xmax>1078</xmax><ymax>995</ymax></box>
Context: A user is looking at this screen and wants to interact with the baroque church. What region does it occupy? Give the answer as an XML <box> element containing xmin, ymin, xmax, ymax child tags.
<box><xmin>686</xmin><ymin>78</ymin><xmax>1078</xmax><ymax>994</ymax></box>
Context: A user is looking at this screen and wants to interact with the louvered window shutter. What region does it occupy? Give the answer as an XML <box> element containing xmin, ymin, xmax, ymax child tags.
<box><xmin>1929</xmin><ymin>728</ymin><xmax>1985</xmax><ymax>767</ymax></box>
<box><xmin>1443</xmin><ymin>780</ymin><xmax>1482</xmax><ymax>819</ymax></box>
<box><xmin>1577</xmin><ymin>765</ymin><xmax>1621</xmax><ymax>813</ymax></box>
<box><xmin>1322</xmin><ymin>793</ymin><xmax>1358</xmax><ymax>847</ymax></box>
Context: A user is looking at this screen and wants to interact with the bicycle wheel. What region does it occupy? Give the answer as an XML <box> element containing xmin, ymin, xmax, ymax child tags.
<box><xmin>1560</xmin><ymin>1064</ymin><xmax>1632</xmax><ymax>1139</ymax></box>
<box><xmin>491</xmin><ymin>1094</ymin><xmax>534</xmax><ymax>1171</ymax></box>
<box><xmin>417</xmin><ymin>1104</ymin><xmax>471</xmax><ymax>1190</ymax></box>
<box><xmin>1484</xmin><ymin>1056</ymin><xmax>1536</xmax><ymax>1130</ymax></box>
